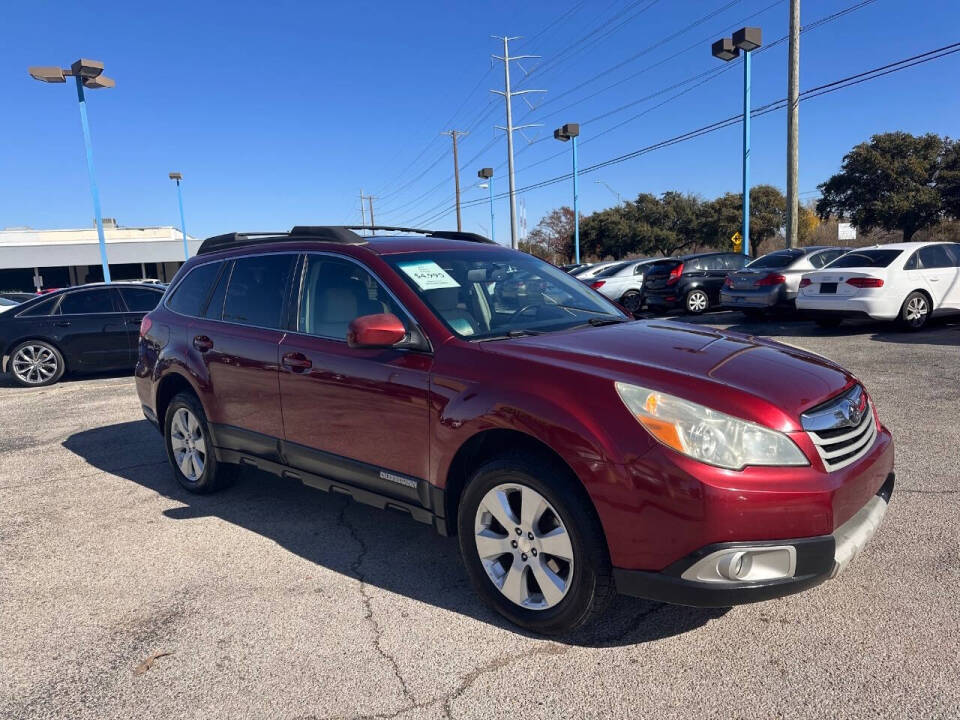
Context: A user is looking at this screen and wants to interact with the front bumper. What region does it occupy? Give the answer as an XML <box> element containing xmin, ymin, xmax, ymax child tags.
<box><xmin>613</xmin><ymin>472</ymin><xmax>894</xmax><ymax>607</ymax></box>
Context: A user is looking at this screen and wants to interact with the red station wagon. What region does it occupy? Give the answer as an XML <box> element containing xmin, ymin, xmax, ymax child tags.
<box><xmin>136</xmin><ymin>226</ymin><xmax>895</xmax><ymax>634</ymax></box>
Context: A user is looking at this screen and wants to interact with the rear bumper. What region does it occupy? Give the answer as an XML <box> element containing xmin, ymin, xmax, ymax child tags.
<box><xmin>796</xmin><ymin>294</ymin><xmax>900</xmax><ymax>320</ymax></box>
<box><xmin>613</xmin><ymin>472</ymin><xmax>894</xmax><ymax>606</ymax></box>
<box><xmin>720</xmin><ymin>286</ymin><xmax>790</xmax><ymax>309</ymax></box>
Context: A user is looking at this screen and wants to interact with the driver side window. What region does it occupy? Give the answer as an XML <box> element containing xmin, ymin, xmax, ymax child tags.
<box><xmin>298</xmin><ymin>255</ymin><xmax>406</xmax><ymax>341</ymax></box>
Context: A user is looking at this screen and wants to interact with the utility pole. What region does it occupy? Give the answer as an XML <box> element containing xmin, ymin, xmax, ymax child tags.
<box><xmin>785</xmin><ymin>0</ymin><xmax>801</xmax><ymax>248</ymax></box>
<box><xmin>367</xmin><ymin>195</ymin><xmax>376</xmax><ymax>228</ymax></box>
<box><xmin>359</xmin><ymin>189</ymin><xmax>367</xmax><ymax>230</ymax></box>
<box><xmin>491</xmin><ymin>36</ymin><xmax>545</xmax><ymax>249</ymax></box>
<box><xmin>442</xmin><ymin>130</ymin><xmax>468</xmax><ymax>231</ymax></box>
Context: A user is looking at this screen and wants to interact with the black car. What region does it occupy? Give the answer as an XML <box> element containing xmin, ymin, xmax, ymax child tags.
<box><xmin>0</xmin><ymin>283</ymin><xmax>164</xmax><ymax>387</ymax></box>
<box><xmin>643</xmin><ymin>251</ymin><xmax>750</xmax><ymax>314</ymax></box>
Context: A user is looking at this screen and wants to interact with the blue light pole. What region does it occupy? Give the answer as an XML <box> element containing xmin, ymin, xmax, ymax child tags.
<box><xmin>170</xmin><ymin>173</ymin><xmax>189</xmax><ymax>259</ymax></box>
<box><xmin>712</xmin><ymin>28</ymin><xmax>762</xmax><ymax>257</ymax></box>
<box><xmin>478</xmin><ymin>168</ymin><xmax>495</xmax><ymax>243</ymax></box>
<box><xmin>554</xmin><ymin>123</ymin><xmax>581</xmax><ymax>264</ymax></box>
<box><xmin>29</xmin><ymin>59</ymin><xmax>116</xmax><ymax>283</ymax></box>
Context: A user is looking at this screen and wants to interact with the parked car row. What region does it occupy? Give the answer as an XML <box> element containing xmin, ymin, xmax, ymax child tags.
<box><xmin>572</xmin><ymin>241</ymin><xmax>960</xmax><ymax>330</ymax></box>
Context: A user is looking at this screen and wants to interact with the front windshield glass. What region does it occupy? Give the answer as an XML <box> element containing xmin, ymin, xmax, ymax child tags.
<box><xmin>385</xmin><ymin>249</ymin><xmax>627</xmax><ymax>340</ymax></box>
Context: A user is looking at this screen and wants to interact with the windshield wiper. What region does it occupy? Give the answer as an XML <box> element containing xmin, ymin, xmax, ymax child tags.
<box><xmin>476</xmin><ymin>328</ymin><xmax>544</xmax><ymax>342</ymax></box>
<box><xmin>586</xmin><ymin>317</ymin><xmax>628</xmax><ymax>327</ymax></box>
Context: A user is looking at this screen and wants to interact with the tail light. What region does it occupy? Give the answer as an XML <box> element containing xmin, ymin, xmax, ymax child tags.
<box><xmin>799</xmin><ymin>278</ymin><xmax>812</xmax><ymax>288</ymax></box>
<box><xmin>666</xmin><ymin>263</ymin><xmax>684</xmax><ymax>286</ymax></box>
<box><xmin>754</xmin><ymin>273</ymin><xmax>786</xmax><ymax>287</ymax></box>
<box><xmin>140</xmin><ymin>315</ymin><xmax>153</xmax><ymax>338</ymax></box>
<box><xmin>590</xmin><ymin>280</ymin><xmax>606</xmax><ymax>289</ymax></box>
<box><xmin>723</xmin><ymin>276</ymin><xmax>734</xmax><ymax>288</ymax></box>
<box><xmin>845</xmin><ymin>277</ymin><xmax>884</xmax><ymax>288</ymax></box>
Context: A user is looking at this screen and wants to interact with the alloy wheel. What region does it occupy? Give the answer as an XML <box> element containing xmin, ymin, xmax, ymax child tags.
<box><xmin>905</xmin><ymin>296</ymin><xmax>928</xmax><ymax>327</ymax></box>
<box><xmin>687</xmin><ymin>291</ymin><xmax>708</xmax><ymax>313</ymax></box>
<box><xmin>170</xmin><ymin>407</ymin><xmax>207</xmax><ymax>481</ymax></box>
<box><xmin>473</xmin><ymin>483</ymin><xmax>575</xmax><ymax>610</ymax></box>
<box><xmin>11</xmin><ymin>344</ymin><xmax>59</xmax><ymax>385</ymax></box>
<box><xmin>621</xmin><ymin>292</ymin><xmax>642</xmax><ymax>313</ymax></box>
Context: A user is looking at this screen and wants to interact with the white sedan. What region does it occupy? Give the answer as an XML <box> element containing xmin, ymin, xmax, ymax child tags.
<box><xmin>796</xmin><ymin>241</ymin><xmax>960</xmax><ymax>330</ymax></box>
<box><xmin>585</xmin><ymin>258</ymin><xmax>658</xmax><ymax>314</ymax></box>
<box><xmin>0</xmin><ymin>297</ymin><xmax>21</xmax><ymax>314</ymax></box>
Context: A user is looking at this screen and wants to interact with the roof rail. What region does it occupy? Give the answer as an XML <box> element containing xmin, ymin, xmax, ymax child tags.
<box><xmin>196</xmin><ymin>225</ymin><xmax>494</xmax><ymax>256</ymax></box>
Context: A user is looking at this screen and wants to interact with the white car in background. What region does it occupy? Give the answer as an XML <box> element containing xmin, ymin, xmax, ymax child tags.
<box><xmin>570</xmin><ymin>261</ymin><xmax>619</xmax><ymax>281</ymax></box>
<box><xmin>0</xmin><ymin>297</ymin><xmax>21</xmax><ymax>314</ymax></box>
<box><xmin>797</xmin><ymin>241</ymin><xmax>960</xmax><ymax>330</ymax></box>
<box><xmin>586</xmin><ymin>257</ymin><xmax>658</xmax><ymax>314</ymax></box>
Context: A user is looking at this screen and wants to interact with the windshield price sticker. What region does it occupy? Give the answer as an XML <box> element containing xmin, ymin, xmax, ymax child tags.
<box><xmin>398</xmin><ymin>261</ymin><xmax>461</xmax><ymax>290</ymax></box>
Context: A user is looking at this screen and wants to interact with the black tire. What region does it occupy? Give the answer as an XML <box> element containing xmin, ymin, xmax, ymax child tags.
<box><xmin>685</xmin><ymin>288</ymin><xmax>710</xmax><ymax>314</ymax></box>
<box><xmin>457</xmin><ymin>452</ymin><xmax>614</xmax><ymax>635</ymax></box>
<box><xmin>619</xmin><ymin>290</ymin><xmax>643</xmax><ymax>315</ymax></box>
<box><xmin>163</xmin><ymin>391</ymin><xmax>236</xmax><ymax>493</ymax></box>
<box><xmin>7</xmin><ymin>340</ymin><xmax>66</xmax><ymax>387</ymax></box>
<box><xmin>815</xmin><ymin>316</ymin><xmax>843</xmax><ymax>329</ymax></box>
<box><xmin>898</xmin><ymin>291</ymin><xmax>931</xmax><ymax>331</ymax></box>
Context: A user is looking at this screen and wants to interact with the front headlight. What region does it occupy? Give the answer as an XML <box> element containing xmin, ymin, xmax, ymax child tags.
<box><xmin>615</xmin><ymin>382</ymin><xmax>808</xmax><ymax>470</ymax></box>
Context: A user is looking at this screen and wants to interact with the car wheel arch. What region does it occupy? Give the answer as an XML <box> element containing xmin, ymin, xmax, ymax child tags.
<box><xmin>155</xmin><ymin>370</ymin><xmax>203</xmax><ymax>428</ymax></box>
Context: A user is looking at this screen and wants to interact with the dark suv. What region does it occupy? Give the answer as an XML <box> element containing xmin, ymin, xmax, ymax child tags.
<box><xmin>136</xmin><ymin>226</ymin><xmax>894</xmax><ymax>634</ymax></box>
<box><xmin>643</xmin><ymin>251</ymin><xmax>750</xmax><ymax>314</ymax></box>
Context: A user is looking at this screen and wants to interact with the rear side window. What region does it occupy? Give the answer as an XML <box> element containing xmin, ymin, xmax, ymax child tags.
<box><xmin>827</xmin><ymin>249</ymin><xmax>902</xmax><ymax>268</ymax></box>
<box><xmin>118</xmin><ymin>287</ymin><xmax>163</xmax><ymax>312</ymax></box>
<box><xmin>918</xmin><ymin>244</ymin><xmax>954</xmax><ymax>269</ymax></box>
<box><xmin>203</xmin><ymin>261</ymin><xmax>231</xmax><ymax>319</ymax></box>
<box><xmin>222</xmin><ymin>254</ymin><xmax>296</xmax><ymax>329</ymax></box>
<box><xmin>595</xmin><ymin>261</ymin><xmax>632</xmax><ymax>278</ymax></box>
<box><xmin>748</xmin><ymin>250</ymin><xmax>801</xmax><ymax>269</ymax></box>
<box><xmin>723</xmin><ymin>254</ymin><xmax>749</xmax><ymax>270</ymax></box>
<box><xmin>168</xmin><ymin>262</ymin><xmax>222</xmax><ymax>317</ymax></box>
<box><xmin>58</xmin><ymin>289</ymin><xmax>119</xmax><ymax>314</ymax></box>
<box><xmin>17</xmin><ymin>296</ymin><xmax>59</xmax><ymax>317</ymax></box>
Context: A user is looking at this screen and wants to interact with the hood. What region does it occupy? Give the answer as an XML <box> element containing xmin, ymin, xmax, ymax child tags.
<box><xmin>486</xmin><ymin>320</ymin><xmax>854</xmax><ymax>429</ymax></box>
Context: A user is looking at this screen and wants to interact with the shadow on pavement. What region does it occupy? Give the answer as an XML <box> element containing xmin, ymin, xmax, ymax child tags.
<box><xmin>63</xmin><ymin>419</ymin><xmax>727</xmax><ymax>647</ymax></box>
<box><xmin>0</xmin><ymin>368</ymin><xmax>134</xmax><ymax>389</ymax></box>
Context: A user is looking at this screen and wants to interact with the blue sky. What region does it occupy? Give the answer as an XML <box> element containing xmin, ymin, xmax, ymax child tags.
<box><xmin>2</xmin><ymin>0</ymin><xmax>959</xmax><ymax>244</ymax></box>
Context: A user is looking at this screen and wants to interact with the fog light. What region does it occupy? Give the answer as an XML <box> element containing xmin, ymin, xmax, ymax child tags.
<box><xmin>681</xmin><ymin>545</ymin><xmax>797</xmax><ymax>584</ymax></box>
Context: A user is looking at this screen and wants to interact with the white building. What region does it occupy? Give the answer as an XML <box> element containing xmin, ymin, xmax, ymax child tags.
<box><xmin>0</xmin><ymin>221</ymin><xmax>201</xmax><ymax>291</ymax></box>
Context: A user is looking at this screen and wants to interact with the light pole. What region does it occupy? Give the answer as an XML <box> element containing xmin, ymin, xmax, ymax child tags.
<box><xmin>29</xmin><ymin>59</ymin><xmax>116</xmax><ymax>283</ymax></box>
<box><xmin>169</xmin><ymin>173</ymin><xmax>189</xmax><ymax>260</ymax></box>
<box><xmin>712</xmin><ymin>28</ymin><xmax>762</xmax><ymax>257</ymax></box>
<box><xmin>554</xmin><ymin>123</ymin><xmax>580</xmax><ymax>264</ymax></box>
<box><xmin>478</xmin><ymin>168</ymin><xmax>495</xmax><ymax>243</ymax></box>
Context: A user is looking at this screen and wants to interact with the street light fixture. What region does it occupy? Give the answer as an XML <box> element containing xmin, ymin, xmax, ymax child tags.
<box><xmin>477</xmin><ymin>168</ymin><xmax>495</xmax><ymax>244</ymax></box>
<box><xmin>28</xmin><ymin>58</ymin><xmax>117</xmax><ymax>283</ymax></box>
<box><xmin>553</xmin><ymin>123</ymin><xmax>581</xmax><ymax>264</ymax></box>
<box><xmin>168</xmin><ymin>172</ymin><xmax>189</xmax><ymax>260</ymax></box>
<box><xmin>712</xmin><ymin>27</ymin><xmax>762</xmax><ymax>257</ymax></box>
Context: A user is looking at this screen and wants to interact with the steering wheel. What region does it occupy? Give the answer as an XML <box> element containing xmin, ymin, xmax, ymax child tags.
<box><xmin>511</xmin><ymin>303</ymin><xmax>543</xmax><ymax>319</ymax></box>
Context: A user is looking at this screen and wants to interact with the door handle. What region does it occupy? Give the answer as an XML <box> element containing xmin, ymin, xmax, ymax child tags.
<box><xmin>54</xmin><ymin>321</ymin><xmax>71</xmax><ymax>328</ymax></box>
<box><xmin>193</xmin><ymin>335</ymin><xmax>214</xmax><ymax>352</ymax></box>
<box><xmin>281</xmin><ymin>351</ymin><xmax>312</xmax><ymax>372</ymax></box>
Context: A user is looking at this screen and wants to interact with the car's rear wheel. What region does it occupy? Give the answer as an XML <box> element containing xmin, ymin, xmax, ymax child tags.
<box><xmin>8</xmin><ymin>340</ymin><xmax>65</xmax><ymax>387</ymax></box>
<box><xmin>457</xmin><ymin>453</ymin><xmax>613</xmax><ymax>635</ymax></box>
<box><xmin>619</xmin><ymin>290</ymin><xmax>643</xmax><ymax>314</ymax></box>
<box><xmin>685</xmin><ymin>289</ymin><xmax>709</xmax><ymax>314</ymax></box>
<box><xmin>899</xmin><ymin>291</ymin><xmax>930</xmax><ymax>330</ymax></box>
<box><xmin>164</xmin><ymin>392</ymin><xmax>235</xmax><ymax>493</ymax></box>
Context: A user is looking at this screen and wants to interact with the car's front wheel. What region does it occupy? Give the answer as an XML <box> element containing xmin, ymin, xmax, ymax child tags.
<box><xmin>8</xmin><ymin>340</ymin><xmax>65</xmax><ymax>387</ymax></box>
<box><xmin>164</xmin><ymin>392</ymin><xmax>236</xmax><ymax>493</ymax></box>
<box><xmin>685</xmin><ymin>289</ymin><xmax>709</xmax><ymax>314</ymax></box>
<box><xmin>899</xmin><ymin>291</ymin><xmax>930</xmax><ymax>330</ymax></box>
<box><xmin>457</xmin><ymin>453</ymin><xmax>613</xmax><ymax>634</ymax></box>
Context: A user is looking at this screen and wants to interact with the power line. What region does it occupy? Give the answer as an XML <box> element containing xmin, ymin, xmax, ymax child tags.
<box><xmin>412</xmin><ymin>42</ymin><xmax>960</xmax><ymax>226</ymax></box>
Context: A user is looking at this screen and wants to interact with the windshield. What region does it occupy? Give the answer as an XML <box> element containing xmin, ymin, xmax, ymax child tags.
<box><xmin>826</xmin><ymin>249</ymin><xmax>902</xmax><ymax>268</ymax></box>
<box><xmin>747</xmin><ymin>250</ymin><xmax>802</xmax><ymax>269</ymax></box>
<box><xmin>385</xmin><ymin>250</ymin><xmax>627</xmax><ymax>340</ymax></box>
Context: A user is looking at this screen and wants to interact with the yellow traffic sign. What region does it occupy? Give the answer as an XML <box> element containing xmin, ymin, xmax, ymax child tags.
<box><xmin>731</xmin><ymin>231</ymin><xmax>742</xmax><ymax>251</ymax></box>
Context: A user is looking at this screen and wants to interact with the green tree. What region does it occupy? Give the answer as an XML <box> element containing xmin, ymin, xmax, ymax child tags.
<box><xmin>703</xmin><ymin>185</ymin><xmax>786</xmax><ymax>256</ymax></box>
<box><xmin>940</xmin><ymin>139</ymin><xmax>960</xmax><ymax>221</ymax></box>
<box><xmin>816</xmin><ymin>132</ymin><xmax>946</xmax><ymax>240</ymax></box>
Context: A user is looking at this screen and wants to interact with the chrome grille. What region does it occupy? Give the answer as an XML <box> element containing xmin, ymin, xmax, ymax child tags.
<box><xmin>801</xmin><ymin>385</ymin><xmax>877</xmax><ymax>472</ymax></box>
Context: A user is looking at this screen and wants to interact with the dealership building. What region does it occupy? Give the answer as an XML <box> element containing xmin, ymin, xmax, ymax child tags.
<box><xmin>0</xmin><ymin>221</ymin><xmax>200</xmax><ymax>292</ymax></box>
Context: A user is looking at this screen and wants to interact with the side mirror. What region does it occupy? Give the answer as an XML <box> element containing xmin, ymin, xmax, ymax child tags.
<box><xmin>347</xmin><ymin>313</ymin><xmax>407</xmax><ymax>348</ymax></box>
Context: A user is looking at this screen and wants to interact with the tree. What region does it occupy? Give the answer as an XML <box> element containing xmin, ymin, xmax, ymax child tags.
<box><xmin>797</xmin><ymin>201</ymin><xmax>820</xmax><ymax>245</ymax></box>
<box><xmin>703</xmin><ymin>185</ymin><xmax>786</xmax><ymax>256</ymax></box>
<box><xmin>940</xmin><ymin>139</ymin><xmax>960</xmax><ymax>221</ymax></box>
<box><xmin>816</xmin><ymin>132</ymin><xmax>945</xmax><ymax>240</ymax></box>
<box><xmin>527</xmin><ymin>207</ymin><xmax>575</xmax><ymax>262</ymax></box>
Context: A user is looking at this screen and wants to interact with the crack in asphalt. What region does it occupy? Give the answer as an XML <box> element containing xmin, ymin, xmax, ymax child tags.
<box><xmin>336</xmin><ymin>499</ymin><xmax>417</xmax><ymax>712</ymax></box>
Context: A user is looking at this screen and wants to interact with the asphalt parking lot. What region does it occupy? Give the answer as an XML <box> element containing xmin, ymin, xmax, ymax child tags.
<box><xmin>1</xmin><ymin>312</ymin><xmax>958</xmax><ymax>720</ymax></box>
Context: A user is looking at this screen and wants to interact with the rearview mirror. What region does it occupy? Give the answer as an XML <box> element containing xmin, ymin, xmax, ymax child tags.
<box><xmin>347</xmin><ymin>313</ymin><xmax>407</xmax><ymax>348</ymax></box>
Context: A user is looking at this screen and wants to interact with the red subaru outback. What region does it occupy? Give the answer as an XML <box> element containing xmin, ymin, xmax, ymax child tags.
<box><xmin>136</xmin><ymin>227</ymin><xmax>894</xmax><ymax>634</ymax></box>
